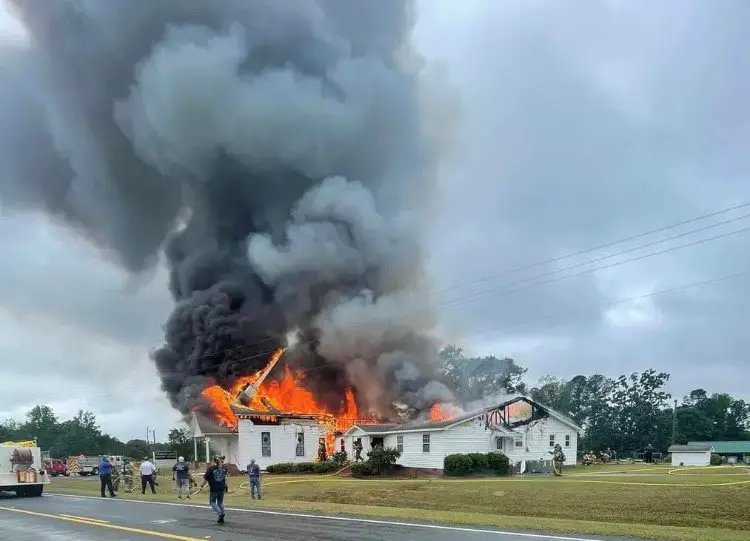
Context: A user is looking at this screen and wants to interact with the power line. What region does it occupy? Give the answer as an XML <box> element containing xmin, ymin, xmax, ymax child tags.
<box><xmin>436</xmin><ymin>200</ymin><xmax>750</xmax><ymax>296</ymax></box>
<box><xmin>150</xmin><ymin>212</ymin><xmax>750</xmax><ymax>368</ymax></box>
<box><xmin>464</xmin><ymin>268</ymin><xmax>750</xmax><ymax>338</ymax></box>
<box><xmin>76</xmin><ymin>267</ymin><xmax>750</xmax><ymax>404</ymax></box>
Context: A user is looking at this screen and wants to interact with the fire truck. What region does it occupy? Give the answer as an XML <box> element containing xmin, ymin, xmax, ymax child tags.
<box><xmin>0</xmin><ymin>440</ymin><xmax>50</xmax><ymax>497</ymax></box>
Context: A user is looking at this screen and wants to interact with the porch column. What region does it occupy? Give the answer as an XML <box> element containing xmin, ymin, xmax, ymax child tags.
<box><xmin>193</xmin><ymin>436</ymin><xmax>198</xmax><ymax>462</ymax></box>
<box><xmin>204</xmin><ymin>437</ymin><xmax>211</xmax><ymax>463</ymax></box>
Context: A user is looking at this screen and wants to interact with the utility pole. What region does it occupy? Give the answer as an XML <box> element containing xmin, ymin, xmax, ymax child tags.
<box><xmin>671</xmin><ymin>399</ymin><xmax>677</xmax><ymax>445</ymax></box>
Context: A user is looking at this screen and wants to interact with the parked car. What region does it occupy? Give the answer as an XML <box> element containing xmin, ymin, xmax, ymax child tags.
<box><xmin>45</xmin><ymin>458</ymin><xmax>69</xmax><ymax>477</ymax></box>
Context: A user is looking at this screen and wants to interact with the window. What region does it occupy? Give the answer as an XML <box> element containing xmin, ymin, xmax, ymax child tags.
<box><xmin>565</xmin><ymin>435</ymin><xmax>571</xmax><ymax>448</ymax></box>
<box><xmin>396</xmin><ymin>435</ymin><xmax>404</xmax><ymax>453</ymax></box>
<box><xmin>340</xmin><ymin>439</ymin><xmax>345</xmax><ymax>452</ymax></box>
<box><xmin>495</xmin><ymin>437</ymin><xmax>504</xmax><ymax>450</ymax></box>
<box><xmin>549</xmin><ymin>434</ymin><xmax>555</xmax><ymax>447</ymax></box>
<box><xmin>261</xmin><ymin>432</ymin><xmax>271</xmax><ymax>457</ymax></box>
<box><xmin>515</xmin><ymin>438</ymin><xmax>523</xmax><ymax>448</ymax></box>
<box><xmin>296</xmin><ymin>432</ymin><xmax>305</xmax><ymax>457</ymax></box>
<box><xmin>422</xmin><ymin>434</ymin><xmax>430</xmax><ymax>453</ymax></box>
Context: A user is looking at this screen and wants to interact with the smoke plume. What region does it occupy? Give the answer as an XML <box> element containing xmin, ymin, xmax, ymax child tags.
<box><xmin>0</xmin><ymin>0</ymin><xmax>452</xmax><ymax>417</ymax></box>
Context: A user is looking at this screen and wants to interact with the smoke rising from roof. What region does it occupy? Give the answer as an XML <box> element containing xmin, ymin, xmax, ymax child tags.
<box><xmin>0</xmin><ymin>0</ymin><xmax>453</xmax><ymax>417</ymax></box>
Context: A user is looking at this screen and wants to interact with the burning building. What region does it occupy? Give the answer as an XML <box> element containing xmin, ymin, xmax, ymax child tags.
<box><xmin>2</xmin><ymin>0</ymin><xmax>457</xmax><ymax>439</ymax></box>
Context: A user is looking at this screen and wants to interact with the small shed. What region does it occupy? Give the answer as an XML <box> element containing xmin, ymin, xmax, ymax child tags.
<box><xmin>668</xmin><ymin>444</ymin><xmax>714</xmax><ymax>467</ymax></box>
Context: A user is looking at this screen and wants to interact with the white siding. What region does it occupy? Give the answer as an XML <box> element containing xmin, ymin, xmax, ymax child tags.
<box><xmin>343</xmin><ymin>428</ymin><xmax>378</xmax><ymax>460</ymax></box>
<box><xmin>238</xmin><ymin>419</ymin><xmax>325</xmax><ymax>470</ymax></box>
<box><xmin>671</xmin><ymin>451</ymin><xmax>710</xmax><ymax>467</ymax></box>
<box><xmin>384</xmin><ymin>431</ymin><xmax>446</xmax><ymax>469</ymax></box>
<box><xmin>203</xmin><ymin>435</ymin><xmax>240</xmax><ymax>466</ymax></box>
<box><xmin>501</xmin><ymin>417</ymin><xmax>578</xmax><ymax>466</ymax></box>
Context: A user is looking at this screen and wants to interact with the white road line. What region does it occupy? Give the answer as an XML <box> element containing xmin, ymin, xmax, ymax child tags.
<box><xmin>47</xmin><ymin>493</ymin><xmax>605</xmax><ymax>540</ymax></box>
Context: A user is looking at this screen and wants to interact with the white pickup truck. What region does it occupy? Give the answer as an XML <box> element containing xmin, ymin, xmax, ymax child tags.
<box><xmin>0</xmin><ymin>441</ymin><xmax>51</xmax><ymax>497</ymax></box>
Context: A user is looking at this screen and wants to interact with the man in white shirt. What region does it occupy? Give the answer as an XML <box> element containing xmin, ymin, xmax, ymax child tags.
<box><xmin>139</xmin><ymin>457</ymin><xmax>157</xmax><ymax>494</ymax></box>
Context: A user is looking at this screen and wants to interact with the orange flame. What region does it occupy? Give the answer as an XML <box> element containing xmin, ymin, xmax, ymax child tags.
<box><xmin>199</xmin><ymin>348</ymin><xmax>377</xmax><ymax>456</ymax></box>
<box><xmin>428</xmin><ymin>402</ymin><xmax>462</xmax><ymax>421</ymax></box>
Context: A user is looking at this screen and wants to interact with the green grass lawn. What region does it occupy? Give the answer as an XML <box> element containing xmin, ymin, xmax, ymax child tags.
<box><xmin>45</xmin><ymin>464</ymin><xmax>750</xmax><ymax>541</ymax></box>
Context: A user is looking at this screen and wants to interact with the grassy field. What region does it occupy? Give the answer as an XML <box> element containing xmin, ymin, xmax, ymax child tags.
<box><xmin>45</xmin><ymin>464</ymin><xmax>750</xmax><ymax>541</ymax></box>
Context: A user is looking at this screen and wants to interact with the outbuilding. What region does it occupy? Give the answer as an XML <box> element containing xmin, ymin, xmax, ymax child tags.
<box><xmin>668</xmin><ymin>444</ymin><xmax>715</xmax><ymax>467</ymax></box>
<box><xmin>688</xmin><ymin>441</ymin><xmax>750</xmax><ymax>465</ymax></box>
<box><xmin>343</xmin><ymin>396</ymin><xmax>581</xmax><ymax>471</ymax></box>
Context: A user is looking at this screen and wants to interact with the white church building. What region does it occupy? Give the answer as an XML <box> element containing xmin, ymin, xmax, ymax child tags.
<box><xmin>190</xmin><ymin>407</ymin><xmax>326</xmax><ymax>470</ymax></box>
<box><xmin>342</xmin><ymin>396</ymin><xmax>581</xmax><ymax>470</ymax></box>
<box><xmin>191</xmin><ymin>396</ymin><xmax>581</xmax><ymax>472</ymax></box>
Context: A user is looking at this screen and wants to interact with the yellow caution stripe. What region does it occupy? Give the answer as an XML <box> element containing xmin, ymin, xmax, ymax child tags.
<box><xmin>0</xmin><ymin>506</ymin><xmax>207</xmax><ymax>541</ymax></box>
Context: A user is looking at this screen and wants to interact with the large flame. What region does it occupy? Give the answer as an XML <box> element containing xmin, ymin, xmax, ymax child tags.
<box><xmin>199</xmin><ymin>349</ymin><xmax>375</xmax><ymax>454</ymax></box>
<box><xmin>428</xmin><ymin>402</ymin><xmax>462</xmax><ymax>421</ymax></box>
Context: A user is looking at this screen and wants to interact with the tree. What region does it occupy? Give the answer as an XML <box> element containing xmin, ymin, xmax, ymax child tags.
<box><xmin>676</xmin><ymin>390</ymin><xmax>750</xmax><ymax>443</ymax></box>
<box><xmin>124</xmin><ymin>439</ymin><xmax>151</xmax><ymax>459</ymax></box>
<box><xmin>167</xmin><ymin>428</ymin><xmax>193</xmax><ymax>460</ymax></box>
<box><xmin>438</xmin><ymin>345</ymin><xmax>528</xmax><ymax>403</ymax></box>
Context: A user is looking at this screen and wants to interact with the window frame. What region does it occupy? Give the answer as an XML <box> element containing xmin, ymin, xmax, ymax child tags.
<box><xmin>422</xmin><ymin>433</ymin><xmax>430</xmax><ymax>453</ymax></box>
<box><xmin>295</xmin><ymin>432</ymin><xmax>305</xmax><ymax>457</ymax></box>
<box><xmin>261</xmin><ymin>431</ymin><xmax>272</xmax><ymax>457</ymax></box>
<box><xmin>565</xmin><ymin>434</ymin><xmax>571</xmax><ymax>448</ymax></box>
<box><xmin>549</xmin><ymin>434</ymin><xmax>556</xmax><ymax>447</ymax></box>
<box><xmin>396</xmin><ymin>435</ymin><xmax>404</xmax><ymax>453</ymax></box>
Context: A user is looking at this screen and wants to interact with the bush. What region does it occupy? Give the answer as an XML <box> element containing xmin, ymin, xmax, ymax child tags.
<box><xmin>467</xmin><ymin>453</ymin><xmax>489</xmax><ymax>470</ymax></box>
<box><xmin>366</xmin><ymin>447</ymin><xmax>402</xmax><ymax>475</ymax></box>
<box><xmin>444</xmin><ymin>452</ymin><xmax>511</xmax><ymax>477</ymax></box>
<box><xmin>710</xmin><ymin>453</ymin><xmax>723</xmax><ymax>466</ymax></box>
<box><xmin>265</xmin><ymin>461</ymin><xmax>342</xmax><ymax>475</ymax></box>
<box><xmin>332</xmin><ymin>451</ymin><xmax>348</xmax><ymax>465</ymax></box>
<box><xmin>266</xmin><ymin>462</ymin><xmax>295</xmax><ymax>474</ymax></box>
<box><xmin>444</xmin><ymin>454</ymin><xmax>473</xmax><ymax>476</ymax></box>
<box><xmin>313</xmin><ymin>461</ymin><xmax>340</xmax><ymax>473</ymax></box>
<box><xmin>350</xmin><ymin>461</ymin><xmax>374</xmax><ymax>477</ymax></box>
<box><xmin>487</xmin><ymin>452</ymin><xmax>510</xmax><ymax>475</ymax></box>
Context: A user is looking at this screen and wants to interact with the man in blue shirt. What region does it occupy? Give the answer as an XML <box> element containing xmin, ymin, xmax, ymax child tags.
<box><xmin>247</xmin><ymin>459</ymin><xmax>261</xmax><ymax>500</ymax></box>
<box><xmin>199</xmin><ymin>456</ymin><xmax>228</xmax><ymax>524</ymax></box>
<box><xmin>98</xmin><ymin>456</ymin><xmax>116</xmax><ymax>498</ymax></box>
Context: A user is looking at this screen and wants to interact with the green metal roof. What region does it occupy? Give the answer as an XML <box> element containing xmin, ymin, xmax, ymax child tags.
<box><xmin>688</xmin><ymin>441</ymin><xmax>750</xmax><ymax>454</ymax></box>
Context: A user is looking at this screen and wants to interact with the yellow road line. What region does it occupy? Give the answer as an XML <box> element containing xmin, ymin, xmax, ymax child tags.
<box><xmin>0</xmin><ymin>506</ymin><xmax>207</xmax><ymax>541</ymax></box>
<box><xmin>58</xmin><ymin>513</ymin><xmax>110</xmax><ymax>523</ymax></box>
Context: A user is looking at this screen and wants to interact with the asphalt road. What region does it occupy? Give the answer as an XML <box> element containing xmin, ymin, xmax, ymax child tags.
<box><xmin>0</xmin><ymin>492</ymin><xmax>645</xmax><ymax>541</ymax></box>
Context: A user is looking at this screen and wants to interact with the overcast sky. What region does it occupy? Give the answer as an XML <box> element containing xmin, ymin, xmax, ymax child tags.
<box><xmin>1</xmin><ymin>0</ymin><xmax>748</xmax><ymax>442</ymax></box>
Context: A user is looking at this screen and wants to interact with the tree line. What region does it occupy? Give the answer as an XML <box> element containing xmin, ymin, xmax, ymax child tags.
<box><xmin>0</xmin><ymin>405</ymin><xmax>193</xmax><ymax>460</ymax></box>
<box><xmin>2</xmin><ymin>346</ymin><xmax>748</xmax><ymax>459</ymax></box>
<box><xmin>439</xmin><ymin>345</ymin><xmax>749</xmax><ymax>454</ymax></box>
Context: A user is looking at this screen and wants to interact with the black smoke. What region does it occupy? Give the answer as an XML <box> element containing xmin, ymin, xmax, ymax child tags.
<box><xmin>0</xmin><ymin>0</ymin><xmax>454</xmax><ymax>417</ymax></box>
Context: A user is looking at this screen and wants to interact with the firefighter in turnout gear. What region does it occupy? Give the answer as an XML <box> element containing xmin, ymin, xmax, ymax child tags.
<box><xmin>318</xmin><ymin>439</ymin><xmax>327</xmax><ymax>462</ymax></box>
<box><xmin>353</xmin><ymin>439</ymin><xmax>363</xmax><ymax>462</ymax></box>
<box><xmin>549</xmin><ymin>443</ymin><xmax>566</xmax><ymax>476</ymax></box>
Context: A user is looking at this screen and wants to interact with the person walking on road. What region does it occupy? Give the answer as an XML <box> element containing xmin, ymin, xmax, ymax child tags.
<box><xmin>98</xmin><ymin>456</ymin><xmax>116</xmax><ymax>498</ymax></box>
<box><xmin>199</xmin><ymin>456</ymin><xmax>228</xmax><ymax>524</ymax></box>
<box><xmin>247</xmin><ymin>459</ymin><xmax>261</xmax><ymax>500</ymax></box>
<box><xmin>139</xmin><ymin>457</ymin><xmax>157</xmax><ymax>494</ymax></box>
<box><xmin>172</xmin><ymin>456</ymin><xmax>191</xmax><ymax>499</ymax></box>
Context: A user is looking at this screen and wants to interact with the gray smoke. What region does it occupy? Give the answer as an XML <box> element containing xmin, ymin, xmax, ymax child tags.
<box><xmin>0</xmin><ymin>0</ymin><xmax>453</xmax><ymax>417</ymax></box>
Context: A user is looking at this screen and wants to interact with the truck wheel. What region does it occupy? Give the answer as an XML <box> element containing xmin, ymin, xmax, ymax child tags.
<box><xmin>64</xmin><ymin>470</ymin><xmax>70</xmax><ymax>477</ymax></box>
<box><xmin>91</xmin><ymin>468</ymin><xmax>99</xmax><ymax>476</ymax></box>
<box><xmin>21</xmin><ymin>485</ymin><xmax>43</xmax><ymax>497</ymax></box>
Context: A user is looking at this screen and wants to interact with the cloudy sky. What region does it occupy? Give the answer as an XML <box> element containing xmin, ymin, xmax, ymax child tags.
<box><xmin>1</xmin><ymin>0</ymin><xmax>748</xmax><ymax>442</ymax></box>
